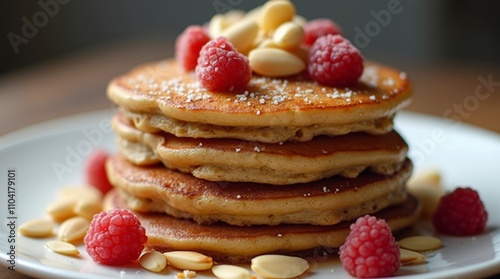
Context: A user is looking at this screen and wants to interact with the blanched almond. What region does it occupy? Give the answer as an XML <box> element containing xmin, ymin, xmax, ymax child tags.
<box><xmin>58</xmin><ymin>186</ymin><xmax>102</xmax><ymax>204</ymax></box>
<box><xmin>400</xmin><ymin>248</ymin><xmax>425</xmax><ymax>265</ymax></box>
<box><xmin>19</xmin><ymin>219</ymin><xmax>54</xmax><ymax>238</ymax></box>
<box><xmin>140</xmin><ymin>251</ymin><xmax>167</xmax><ymax>272</ymax></box>
<box><xmin>57</xmin><ymin>216</ymin><xmax>89</xmax><ymax>244</ymax></box>
<box><xmin>221</xmin><ymin>20</ymin><xmax>259</xmax><ymax>54</ymax></box>
<box><xmin>73</xmin><ymin>199</ymin><xmax>102</xmax><ymax>220</ymax></box>
<box><xmin>249</xmin><ymin>48</ymin><xmax>305</xmax><ymax>77</ymax></box>
<box><xmin>209</xmin><ymin>14</ymin><xmax>229</xmax><ymax>39</ymax></box>
<box><xmin>46</xmin><ymin>240</ymin><xmax>80</xmax><ymax>256</ymax></box>
<box><xmin>212</xmin><ymin>265</ymin><xmax>251</xmax><ymax>279</ymax></box>
<box><xmin>163</xmin><ymin>251</ymin><xmax>213</xmax><ymax>271</ymax></box>
<box><xmin>260</xmin><ymin>0</ymin><xmax>295</xmax><ymax>33</ymax></box>
<box><xmin>407</xmin><ymin>169</ymin><xmax>444</xmax><ymax>218</ymax></box>
<box><xmin>273</xmin><ymin>22</ymin><xmax>304</xmax><ymax>50</ymax></box>
<box><xmin>46</xmin><ymin>199</ymin><xmax>76</xmax><ymax>222</ymax></box>
<box><xmin>251</xmin><ymin>254</ymin><xmax>309</xmax><ymax>279</ymax></box>
<box><xmin>399</xmin><ymin>235</ymin><xmax>442</xmax><ymax>252</ymax></box>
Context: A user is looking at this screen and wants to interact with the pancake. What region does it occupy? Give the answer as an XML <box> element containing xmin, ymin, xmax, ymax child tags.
<box><xmin>106</xmin><ymin>153</ymin><xmax>412</xmax><ymax>226</ymax></box>
<box><xmin>104</xmin><ymin>189</ymin><xmax>420</xmax><ymax>263</ymax></box>
<box><xmin>113</xmin><ymin>113</ymin><xmax>409</xmax><ymax>184</ymax></box>
<box><xmin>122</xmin><ymin>109</ymin><xmax>395</xmax><ymax>143</ymax></box>
<box><xmin>107</xmin><ymin>60</ymin><xmax>411</xmax><ymax>139</ymax></box>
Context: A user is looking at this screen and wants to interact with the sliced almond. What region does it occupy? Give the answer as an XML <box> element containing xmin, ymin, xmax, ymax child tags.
<box><xmin>140</xmin><ymin>251</ymin><xmax>167</xmax><ymax>272</ymax></box>
<box><xmin>400</xmin><ymin>248</ymin><xmax>425</xmax><ymax>265</ymax></box>
<box><xmin>251</xmin><ymin>254</ymin><xmax>309</xmax><ymax>279</ymax></box>
<box><xmin>212</xmin><ymin>265</ymin><xmax>251</xmax><ymax>279</ymax></box>
<box><xmin>46</xmin><ymin>199</ymin><xmax>76</xmax><ymax>222</ymax></box>
<box><xmin>399</xmin><ymin>235</ymin><xmax>442</xmax><ymax>252</ymax></box>
<box><xmin>19</xmin><ymin>219</ymin><xmax>54</xmax><ymax>238</ymax></box>
<box><xmin>46</xmin><ymin>240</ymin><xmax>80</xmax><ymax>256</ymax></box>
<box><xmin>74</xmin><ymin>199</ymin><xmax>102</xmax><ymax>220</ymax></box>
<box><xmin>163</xmin><ymin>251</ymin><xmax>213</xmax><ymax>271</ymax></box>
<box><xmin>57</xmin><ymin>216</ymin><xmax>90</xmax><ymax>244</ymax></box>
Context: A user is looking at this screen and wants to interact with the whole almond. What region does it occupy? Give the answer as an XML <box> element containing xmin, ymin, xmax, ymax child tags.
<box><xmin>251</xmin><ymin>254</ymin><xmax>309</xmax><ymax>279</ymax></box>
<box><xmin>57</xmin><ymin>216</ymin><xmax>90</xmax><ymax>244</ymax></box>
<box><xmin>249</xmin><ymin>48</ymin><xmax>305</xmax><ymax>77</ymax></box>
<box><xmin>273</xmin><ymin>22</ymin><xmax>304</xmax><ymax>50</ymax></box>
<box><xmin>58</xmin><ymin>186</ymin><xmax>102</xmax><ymax>204</ymax></box>
<box><xmin>260</xmin><ymin>0</ymin><xmax>295</xmax><ymax>33</ymax></box>
<box><xmin>221</xmin><ymin>19</ymin><xmax>259</xmax><ymax>54</ymax></box>
<box><xmin>209</xmin><ymin>14</ymin><xmax>229</xmax><ymax>39</ymax></box>
<box><xmin>212</xmin><ymin>265</ymin><xmax>251</xmax><ymax>279</ymax></box>
<box><xmin>73</xmin><ymin>199</ymin><xmax>102</xmax><ymax>220</ymax></box>
<box><xmin>400</xmin><ymin>248</ymin><xmax>425</xmax><ymax>265</ymax></box>
<box><xmin>19</xmin><ymin>219</ymin><xmax>54</xmax><ymax>238</ymax></box>
<box><xmin>46</xmin><ymin>199</ymin><xmax>76</xmax><ymax>222</ymax></box>
<box><xmin>140</xmin><ymin>251</ymin><xmax>167</xmax><ymax>272</ymax></box>
<box><xmin>163</xmin><ymin>251</ymin><xmax>213</xmax><ymax>271</ymax></box>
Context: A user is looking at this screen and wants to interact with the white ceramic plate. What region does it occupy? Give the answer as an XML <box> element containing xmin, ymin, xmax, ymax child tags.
<box><xmin>0</xmin><ymin>109</ymin><xmax>499</xmax><ymax>279</ymax></box>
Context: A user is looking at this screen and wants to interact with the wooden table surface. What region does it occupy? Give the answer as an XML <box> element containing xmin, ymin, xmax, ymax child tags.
<box><xmin>1</xmin><ymin>40</ymin><xmax>499</xmax><ymax>279</ymax></box>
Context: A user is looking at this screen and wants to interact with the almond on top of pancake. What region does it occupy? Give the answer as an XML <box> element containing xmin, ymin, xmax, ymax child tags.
<box><xmin>107</xmin><ymin>60</ymin><xmax>411</xmax><ymax>128</ymax></box>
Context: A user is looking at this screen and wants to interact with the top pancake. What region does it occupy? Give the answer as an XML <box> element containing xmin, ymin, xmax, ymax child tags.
<box><xmin>107</xmin><ymin>60</ymin><xmax>411</xmax><ymax>127</ymax></box>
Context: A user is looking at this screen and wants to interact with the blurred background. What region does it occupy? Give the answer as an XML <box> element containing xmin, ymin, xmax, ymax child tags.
<box><xmin>1</xmin><ymin>0</ymin><xmax>499</xmax><ymax>134</ymax></box>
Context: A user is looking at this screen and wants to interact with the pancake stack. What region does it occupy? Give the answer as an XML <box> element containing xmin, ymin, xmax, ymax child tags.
<box><xmin>104</xmin><ymin>4</ymin><xmax>419</xmax><ymax>263</ymax></box>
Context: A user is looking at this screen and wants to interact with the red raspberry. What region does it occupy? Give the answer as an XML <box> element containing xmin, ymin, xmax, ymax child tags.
<box><xmin>175</xmin><ymin>25</ymin><xmax>211</xmax><ymax>71</ymax></box>
<box><xmin>432</xmin><ymin>187</ymin><xmax>488</xmax><ymax>236</ymax></box>
<box><xmin>303</xmin><ymin>18</ymin><xmax>343</xmax><ymax>46</ymax></box>
<box><xmin>84</xmin><ymin>208</ymin><xmax>147</xmax><ymax>265</ymax></box>
<box><xmin>85</xmin><ymin>149</ymin><xmax>113</xmax><ymax>195</ymax></box>
<box><xmin>195</xmin><ymin>37</ymin><xmax>252</xmax><ymax>92</ymax></box>
<box><xmin>339</xmin><ymin>215</ymin><xmax>400</xmax><ymax>278</ymax></box>
<box><xmin>308</xmin><ymin>34</ymin><xmax>364</xmax><ymax>87</ymax></box>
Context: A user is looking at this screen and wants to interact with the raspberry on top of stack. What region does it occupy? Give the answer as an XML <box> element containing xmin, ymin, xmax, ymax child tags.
<box><xmin>104</xmin><ymin>0</ymin><xmax>419</xmax><ymax>263</ymax></box>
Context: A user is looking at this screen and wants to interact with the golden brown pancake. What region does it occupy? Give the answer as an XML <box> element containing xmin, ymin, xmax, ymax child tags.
<box><xmin>104</xmin><ymin>189</ymin><xmax>420</xmax><ymax>263</ymax></box>
<box><xmin>106</xmin><ymin>153</ymin><xmax>412</xmax><ymax>226</ymax></box>
<box><xmin>107</xmin><ymin>60</ymin><xmax>411</xmax><ymax>134</ymax></box>
<box><xmin>121</xmin><ymin>109</ymin><xmax>395</xmax><ymax>143</ymax></box>
<box><xmin>113</xmin><ymin>113</ymin><xmax>409</xmax><ymax>184</ymax></box>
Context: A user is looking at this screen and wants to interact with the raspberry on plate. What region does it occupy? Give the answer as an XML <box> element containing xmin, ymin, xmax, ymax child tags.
<box><xmin>175</xmin><ymin>25</ymin><xmax>211</xmax><ymax>71</ymax></box>
<box><xmin>85</xmin><ymin>149</ymin><xmax>113</xmax><ymax>195</ymax></box>
<box><xmin>339</xmin><ymin>215</ymin><xmax>400</xmax><ymax>278</ymax></box>
<box><xmin>303</xmin><ymin>18</ymin><xmax>343</xmax><ymax>46</ymax></box>
<box><xmin>84</xmin><ymin>208</ymin><xmax>147</xmax><ymax>265</ymax></box>
<box><xmin>195</xmin><ymin>37</ymin><xmax>252</xmax><ymax>92</ymax></box>
<box><xmin>432</xmin><ymin>187</ymin><xmax>488</xmax><ymax>236</ymax></box>
<box><xmin>308</xmin><ymin>34</ymin><xmax>364</xmax><ymax>87</ymax></box>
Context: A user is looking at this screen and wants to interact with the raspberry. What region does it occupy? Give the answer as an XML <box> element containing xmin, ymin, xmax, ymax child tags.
<box><xmin>303</xmin><ymin>18</ymin><xmax>343</xmax><ymax>46</ymax></box>
<box><xmin>432</xmin><ymin>187</ymin><xmax>488</xmax><ymax>236</ymax></box>
<box><xmin>308</xmin><ymin>34</ymin><xmax>364</xmax><ymax>87</ymax></box>
<box><xmin>85</xmin><ymin>149</ymin><xmax>113</xmax><ymax>195</ymax></box>
<box><xmin>339</xmin><ymin>215</ymin><xmax>400</xmax><ymax>278</ymax></box>
<box><xmin>195</xmin><ymin>37</ymin><xmax>252</xmax><ymax>92</ymax></box>
<box><xmin>175</xmin><ymin>25</ymin><xmax>211</xmax><ymax>71</ymax></box>
<box><xmin>84</xmin><ymin>208</ymin><xmax>147</xmax><ymax>265</ymax></box>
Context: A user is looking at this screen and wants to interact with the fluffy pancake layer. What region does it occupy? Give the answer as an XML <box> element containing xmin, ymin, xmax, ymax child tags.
<box><xmin>122</xmin><ymin>109</ymin><xmax>395</xmax><ymax>143</ymax></box>
<box><xmin>106</xmin><ymin>154</ymin><xmax>412</xmax><ymax>226</ymax></box>
<box><xmin>107</xmin><ymin>60</ymin><xmax>411</xmax><ymax>130</ymax></box>
<box><xmin>104</xmin><ymin>189</ymin><xmax>420</xmax><ymax>263</ymax></box>
<box><xmin>113</xmin><ymin>113</ymin><xmax>409</xmax><ymax>184</ymax></box>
